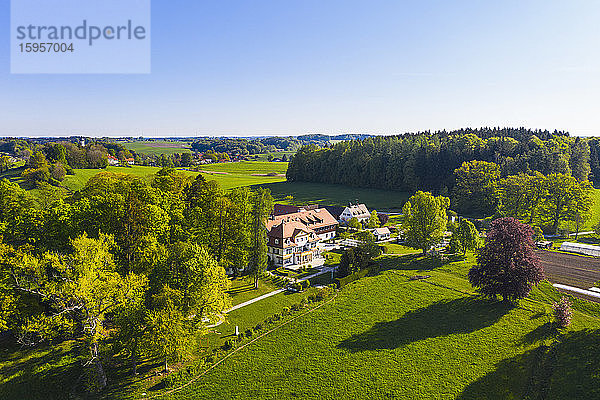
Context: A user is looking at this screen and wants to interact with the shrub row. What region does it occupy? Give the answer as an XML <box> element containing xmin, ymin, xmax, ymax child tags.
<box><xmin>335</xmin><ymin>268</ymin><xmax>369</xmax><ymax>288</ymax></box>
<box><xmin>160</xmin><ymin>285</ymin><xmax>336</xmax><ymax>389</ymax></box>
<box><xmin>289</xmin><ymin>279</ymin><xmax>310</xmax><ymax>292</ymax></box>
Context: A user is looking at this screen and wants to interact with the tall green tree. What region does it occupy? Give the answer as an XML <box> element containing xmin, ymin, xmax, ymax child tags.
<box><xmin>8</xmin><ymin>234</ymin><xmax>147</xmax><ymax>389</ymax></box>
<box><xmin>402</xmin><ymin>191</ymin><xmax>450</xmax><ymax>254</ymax></box>
<box><xmin>570</xmin><ymin>137</ymin><xmax>591</xmax><ymax>182</ymax></box>
<box><xmin>497</xmin><ymin>172</ymin><xmax>546</xmax><ymax>223</ymax></box>
<box><xmin>367</xmin><ymin>210</ymin><xmax>380</xmax><ymax>229</ymax></box>
<box><xmin>248</xmin><ymin>188</ymin><xmax>273</xmax><ymax>289</ymax></box>
<box><xmin>449</xmin><ymin>219</ymin><xmax>481</xmax><ymax>255</ymax></box>
<box><xmin>539</xmin><ymin>173</ymin><xmax>593</xmax><ymax>233</ymax></box>
<box><xmin>144</xmin><ymin>286</ymin><xmax>195</xmax><ymax>373</ymax></box>
<box><xmin>453</xmin><ymin>160</ymin><xmax>500</xmax><ymax>215</ymax></box>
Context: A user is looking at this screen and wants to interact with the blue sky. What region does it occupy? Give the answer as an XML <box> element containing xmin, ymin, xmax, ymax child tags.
<box><xmin>1</xmin><ymin>0</ymin><xmax>600</xmax><ymax>137</ymax></box>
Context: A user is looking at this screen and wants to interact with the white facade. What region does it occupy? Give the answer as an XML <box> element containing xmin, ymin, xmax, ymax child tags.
<box><xmin>339</xmin><ymin>204</ymin><xmax>370</xmax><ymax>223</ymax></box>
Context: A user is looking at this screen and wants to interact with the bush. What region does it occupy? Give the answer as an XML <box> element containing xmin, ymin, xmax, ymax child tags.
<box><xmin>315</xmin><ymin>286</ymin><xmax>334</xmax><ymax>301</ymax></box>
<box><xmin>291</xmin><ymin>303</ymin><xmax>301</xmax><ymax>312</ymax></box>
<box><xmin>335</xmin><ymin>268</ymin><xmax>369</xmax><ymax>288</ymax></box>
<box><xmin>276</xmin><ymin>267</ymin><xmax>292</xmax><ymax>276</ymax></box>
<box><xmin>553</xmin><ymin>297</ymin><xmax>573</xmax><ymax>328</ymax></box>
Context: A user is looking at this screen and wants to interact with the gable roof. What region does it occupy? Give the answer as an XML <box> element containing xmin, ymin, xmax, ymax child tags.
<box><xmin>373</xmin><ymin>227</ymin><xmax>391</xmax><ymax>235</ymax></box>
<box><xmin>345</xmin><ymin>203</ymin><xmax>370</xmax><ymax>217</ymax></box>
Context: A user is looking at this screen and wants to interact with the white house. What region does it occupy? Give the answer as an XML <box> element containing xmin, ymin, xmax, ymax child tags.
<box><xmin>339</xmin><ymin>203</ymin><xmax>370</xmax><ymax>223</ymax></box>
<box><xmin>372</xmin><ymin>227</ymin><xmax>391</xmax><ymax>241</ymax></box>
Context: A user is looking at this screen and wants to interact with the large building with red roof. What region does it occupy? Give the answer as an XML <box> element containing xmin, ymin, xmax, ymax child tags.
<box><xmin>266</xmin><ymin>206</ymin><xmax>338</xmax><ymax>268</ymax></box>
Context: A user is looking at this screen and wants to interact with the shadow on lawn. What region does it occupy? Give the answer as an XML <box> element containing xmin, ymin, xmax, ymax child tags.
<box><xmin>375</xmin><ymin>253</ymin><xmax>466</xmax><ymax>273</ymax></box>
<box><xmin>0</xmin><ymin>344</ymin><xmax>83</xmax><ymax>400</ymax></box>
<box><xmin>458</xmin><ymin>329</ymin><xmax>600</xmax><ymax>400</ymax></box>
<box><xmin>521</xmin><ymin>322</ymin><xmax>559</xmax><ymax>344</ymax></box>
<box><xmin>338</xmin><ymin>296</ymin><xmax>511</xmax><ymax>352</ymax></box>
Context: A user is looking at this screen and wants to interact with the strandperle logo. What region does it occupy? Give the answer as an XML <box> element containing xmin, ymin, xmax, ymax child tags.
<box><xmin>15</xmin><ymin>20</ymin><xmax>148</xmax><ymax>46</ymax></box>
<box><xmin>11</xmin><ymin>0</ymin><xmax>151</xmax><ymax>74</ymax></box>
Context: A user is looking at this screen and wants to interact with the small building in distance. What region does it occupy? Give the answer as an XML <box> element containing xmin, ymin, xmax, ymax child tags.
<box><xmin>107</xmin><ymin>155</ymin><xmax>119</xmax><ymax>166</ymax></box>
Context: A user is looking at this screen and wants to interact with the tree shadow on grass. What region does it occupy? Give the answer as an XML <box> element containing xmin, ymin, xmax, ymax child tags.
<box><xmin>337</xmin><ymin>296</ymin><xmax>511</xmax><ymax>352</ymax></box>
<box><xmin>375</xmin><ymin>253</ymin><xmax>466</xmax><ymax>273</ymax></box>
<box><xmin>521</xmin><ymin>322</ymin><xmax>559</xmax><ymax>344</ymax></box>
<box><xmin>0</xmin><ymin>344</ymin><xmax>84</xmax><ymax>400</ymax></box>
<box><xmin>458</xmin><ymin>329</ymin><xmax>600</xmax><ymax>400</ymax></box>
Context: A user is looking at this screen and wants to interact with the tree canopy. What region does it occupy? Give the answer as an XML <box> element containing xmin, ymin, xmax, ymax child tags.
<box><xmin>402</xmin><ymin>191</ymin><xmax>450</xmax><ymax>254</ymax></box>
<box><xmin>469</xmin><ymin>218</ymin><xmax>543</xmax><ymax>301</ymax></box>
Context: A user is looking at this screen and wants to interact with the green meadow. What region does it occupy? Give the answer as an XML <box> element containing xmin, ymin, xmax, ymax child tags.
<box><xmin>260</xmin><ymin>181</ymin><xmax>409</xmax><ymax>211</ymax></box>
<box><xmin>2</xmin><ymin>250</ymin><xmax>600</xmax><ymax>399</ymax></box>
<box><xmin>158</xmin><ymin>254</ymin><xmax>600</xmax><ymax>400</ymax></box>
<box><xmin>61</xmin><ymin>162</ymin><xmax>288</xmax><ymax>191</ymax></box>
<box><xmin>122</xmin><ymin>141</ymin><xmax>192</xmax><ymax>156</ymax></box>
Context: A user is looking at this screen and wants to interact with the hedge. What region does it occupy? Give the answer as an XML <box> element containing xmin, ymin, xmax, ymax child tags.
<box><xmin>335</xmin><ymin>268</ymin><xmax>369</xmax><ymax>288</ymax></box>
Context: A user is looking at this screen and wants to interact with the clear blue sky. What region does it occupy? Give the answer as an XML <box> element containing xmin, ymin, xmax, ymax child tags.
<box><xmin>1</xmin><ymin>0</ymin><xmax>600</xmax><ymax>137</ymax></box>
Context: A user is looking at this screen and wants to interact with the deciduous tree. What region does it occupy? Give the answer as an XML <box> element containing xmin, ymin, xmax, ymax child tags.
<box><xmin>402</xmin><ymin>191</ymin><xmax>450</xmax><ymax>254</ymax></box>
<box><xmin>453</xmin><ymin>160</ymin><xmax>500</xmax><ymax>216</ymax></box>
<box><xmin>469</xmin><ymin>218</ymin><xmax>543</xmax><ymax>301</ymax></box>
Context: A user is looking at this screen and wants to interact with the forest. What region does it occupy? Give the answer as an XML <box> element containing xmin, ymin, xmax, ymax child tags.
<box><xmin>287</xmin><ymin>128</ymin><xmax>599</xmax><ymax>194</ymax></box>
<box><xmin>0</xmin><ymin>169</ymin><xmax>273</xmax><ymax>389</ymax></box>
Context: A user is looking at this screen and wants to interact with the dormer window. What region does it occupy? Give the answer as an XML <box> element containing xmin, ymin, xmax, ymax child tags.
<box><xmin>275</xmin><ymin>239</ymin><xmax>279</xmax><ymax>244</ymax></box>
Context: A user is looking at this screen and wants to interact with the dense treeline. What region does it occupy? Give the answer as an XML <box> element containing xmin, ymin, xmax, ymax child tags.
<box><xmin>452</xmin><ymin>160</ymin><xmax>594</xmax><ymax>233</ymax></box>
<box><xmin>191</xmin><ymin>137</ymin><xmax>300</xmax><ymax>155</ymax></box>
<box><xmin>0</xmin><ymin>169</ymin><xmax>273</xmax><ymax>389</ymax></box>
<box><xmin>190</xmin><ymin>134</ymin><xmax>375</xmax><ymax>155</ymax></box>
<box><xmin>287</xmin><ymin>128</ymin><xmax>597</xmax><ymax>193</ymax></box>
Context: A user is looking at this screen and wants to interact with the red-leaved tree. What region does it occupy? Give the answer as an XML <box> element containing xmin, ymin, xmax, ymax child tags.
<box><xmin>469</xmin><ymin>217</ymin><xmax>543</xmax><ymax>301</ymax></box>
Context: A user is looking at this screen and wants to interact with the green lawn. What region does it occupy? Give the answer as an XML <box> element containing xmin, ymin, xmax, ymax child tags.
<box><xmin>122</xmin><ymin>141</ymin><xmax>192</xmax><ymax>156</ymax></box>
<box><xmin>200</xmin><ymin>161</ymin><xmax>288</xmax><ymax>175</ymax></box>
<box><xmin>155</xmin><ymin>253</ymin><xmax>600</xmax><ymax>400</ymax></box>
<box><xmin>380</xmin><ymin>242</ymin><xmax>419</xmax><ymax>255</ymax></box>
<box><xmin>227</xmin><ymin>277</ymin><xmax>279</xmax><ymax>307</ymax></box>
<box><xmin>258</xmin><ymin>181</ymin><xmax>409</xmax><ymax>211</ymax></box>
<box><xmin>585</xmin><ymin>188</ymin><xmax>600</xmax><ymax>230</ymax></box>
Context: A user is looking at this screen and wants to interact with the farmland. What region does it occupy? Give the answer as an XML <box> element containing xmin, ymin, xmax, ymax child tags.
<box><xmin>61</xmin><ymin>162</ymin><xmax>288</xmax><ymax>191</ymax></box>
<box><xmin>537</xmin><ymin>250</ymin><xmax>600</xmax><ymax>289</ymax></box>
<box><xmin>122</xmin><ymin>141</ymin><xmax>192</xmax><ymax>156</ymax></box>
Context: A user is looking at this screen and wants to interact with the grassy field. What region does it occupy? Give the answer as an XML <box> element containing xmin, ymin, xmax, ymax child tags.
<box><xmin>157</xmin><ymin>254</ymin><xmax>600</xmax><ymax>400</ymax></box>
<box><xmin>259</xmin><ymin>181</ymin><xmax>409</xmax><ymax>211</ymax></box>
<box><xmin>586</xmin><ymin>188</ymin><xmax>600</xmax><ymax>230</ymax></box>
<box><xmin>122</xmin><ymin>141</ymin><xmax>192</xmax><ymax>156</ymax></box>
<box><xmin>200</xmin><ymin>161</ymin><xmax>288</xmax><ymax>175</ymax></box>
<box><xmin>3</xmin><ymin>252</ymin><xmax>600</xmax><ymax>399</ymax></box>
<box><xmin>62</xmin><ymin>162</ymin><xmax>288</xmax><ymax>191</ymax></box>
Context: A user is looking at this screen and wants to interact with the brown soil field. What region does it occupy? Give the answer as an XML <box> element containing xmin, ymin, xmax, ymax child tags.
<box><xmin>537</xmin><ymin>250</ymin><xmax>600</xmax><ymax>289</ymax></box>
